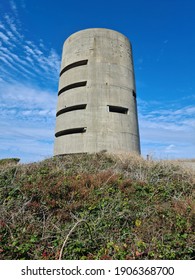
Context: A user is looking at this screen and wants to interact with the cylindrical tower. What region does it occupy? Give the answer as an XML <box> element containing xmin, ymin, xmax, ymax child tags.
<box><xmin>54</xmin><ymin>28</ymin><xmax>140</xmax><ymax>155</ymax></box>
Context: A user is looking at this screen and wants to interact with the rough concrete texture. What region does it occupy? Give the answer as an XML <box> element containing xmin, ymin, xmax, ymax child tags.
<box><xmin>54</xmin><ymin>28</ymin><xmax>141</xmax><ymax>155</ymax></box>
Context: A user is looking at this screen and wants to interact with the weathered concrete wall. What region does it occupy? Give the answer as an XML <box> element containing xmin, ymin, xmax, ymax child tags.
<box><xmin>54</xmin><ymin>28</ymin><xmax>141</xmax><ymax>155</ymax></box>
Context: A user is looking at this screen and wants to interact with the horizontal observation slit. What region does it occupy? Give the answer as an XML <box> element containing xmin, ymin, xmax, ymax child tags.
<box><xmin>56</xmin><ymin>104</ymin><xmax>87</xmax><ymax>117</ymax></box>
<box><xmin>58</xmin><ymin>81</ymin><xmax>87</xmax><ymax>96</ymax></box>
<box><xmin>60</xmin><ymin>60</ymin><xmax>88</xmax><ymax>76</ymax></box>
<box><xmin>55</xmin><ymin>127</ymin><xmax>87</xmax><ymax>137</ymax></box>
<box><xmin>108</xmin><ymin>105</ymin><xmax>128</xmax><ymax>114</ymax></box>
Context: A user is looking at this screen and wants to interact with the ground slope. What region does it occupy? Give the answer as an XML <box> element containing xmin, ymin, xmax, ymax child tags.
<box><xmin>0</xmin><ymin>153</ymin><xmax>194</xmax><ymax>260</ymax></box>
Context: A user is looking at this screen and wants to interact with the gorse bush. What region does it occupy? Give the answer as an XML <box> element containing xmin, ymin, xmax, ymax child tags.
<box><xmin>0</xmin><ymin>153</ymin><xmax>194</xmax><ymax>259</ymax></box>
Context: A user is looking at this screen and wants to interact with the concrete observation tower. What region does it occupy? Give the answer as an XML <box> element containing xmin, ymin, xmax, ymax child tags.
<box><xmin>54</xmin><ymin>28</ymin><xmax>140</xmax><ymax>155</ymax></box>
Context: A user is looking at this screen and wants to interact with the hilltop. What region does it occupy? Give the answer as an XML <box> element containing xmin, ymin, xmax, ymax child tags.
<box><xmin>0</xmin><ymin>153</ymin><xmax>194</xmax><ymax>260</ymax></box>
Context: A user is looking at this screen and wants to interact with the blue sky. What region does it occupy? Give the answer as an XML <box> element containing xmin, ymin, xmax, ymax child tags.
<box><xmin>0</xmin><ymin>0</ymin><xmax>195</xmax><ymax>162</ymax></box>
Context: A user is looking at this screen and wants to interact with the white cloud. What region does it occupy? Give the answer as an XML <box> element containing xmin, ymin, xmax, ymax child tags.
<box><xmin>0</xmin><ymin>31</ymin><xmax>12</xmax><ymax>46</ymax></box>
<box><xmin>9</xmin><ymin>0</ymin><xmax>18</xmax><ymax>15</ymax></box>
<box><xmin>0</xmin><ymin>80</ymin><xmax>57</xmax><ymax>163</ymax></box>
<box><xmin>0</xmin><ymin>81</ymin><xmax>57</xmax><ymax>111</ymax></box>
<box><xmin>0</xmin><ymin>4</ymin><xmax>61</xmax><ymax>162</ymax></box>
<box><xmin>4</xmin><ymin>14</ymin><xmax>23</xmax><ymax>39</ymax></box>
<box><xmin>0</xmin><ymin>12</ymin><xmax>60</xmax><ymax>87</ymax></box>
<box><xmin>0</xmin><ymin>22</ymin><xmax>5</xmax><ymax>29</ymax></box>
<box><xmin>0</xmin><ymin>3</ymin><xmax>60</xmax><ymax>162</ymax></box>
<box><xmin>138</xmin><ymin>99</ymin><xmax>195</xmax><ymax>159</ymax></box>
<box><xmin>0</xmin><ymin>135</ymin><xmax>54</xmax><ymax>163</ymax></box>
<box><xmin>165</xmin><ymin>144</ymin><xmax>176</xmax><ymax>153</ymax></box>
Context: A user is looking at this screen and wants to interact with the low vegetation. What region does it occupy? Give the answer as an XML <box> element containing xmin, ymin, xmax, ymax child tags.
<box><xmin>0</xmin><ymin>153</ymin><xmax>194</xmax><ymax>260</ymax></box>
<box><xmin>0</xmin><ymin>158</ymin><xmax>20</xmax><ymax>166</ymax></box>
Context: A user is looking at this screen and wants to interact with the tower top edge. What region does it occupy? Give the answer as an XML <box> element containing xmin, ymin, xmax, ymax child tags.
<box><xmin>64</xmin><ymin>28</ymin><xmax>130</xmax><ymax>44</ymax></box>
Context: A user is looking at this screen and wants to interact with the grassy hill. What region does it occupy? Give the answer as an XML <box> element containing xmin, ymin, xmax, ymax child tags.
<box><xmin>0</xmin><ymin>153</ymin><xmax>194</xmax><ymax>260</ymax></box>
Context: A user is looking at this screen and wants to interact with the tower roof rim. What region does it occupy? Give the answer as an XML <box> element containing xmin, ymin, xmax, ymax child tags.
<box><xmin>64</xmin><ymin>28</ymin><xmax>130</xmax><ymax>44</ymax></box>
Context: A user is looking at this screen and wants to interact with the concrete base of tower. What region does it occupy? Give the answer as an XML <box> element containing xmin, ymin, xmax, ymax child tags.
<box><xmin>54</xmin><ymin>131</ymin><xmax>141</xmax><ymax>156</ymax></box>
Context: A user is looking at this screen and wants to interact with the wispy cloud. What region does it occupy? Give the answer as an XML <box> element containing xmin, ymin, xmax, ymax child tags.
<box><xmin>0</xmin><ymin>2</ymin><xmax>60</xmax><ymax>162</ymax></box>
<box><xmin>0</xmin><ymin>10</ymin><xmax>60</xmax><ymax>86</ymax></box>
<box><xmin>9</xmin><ymin>0</ymin><xmax>18</xmax><ymax>16</ymax></box>
<box><xmin>0</xmin><ymin>31</ymin><xmax>10</xmax><ymax>43</ymax></box>
<box><xmin>0</xmin><ymin>81</ymin><xmax>56</xmax><ymax>162</ymax></box>
<box><xmin>138</xmin><ymin>99</ymin><xmax>195</xmax><ymax>158</ymax></box>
